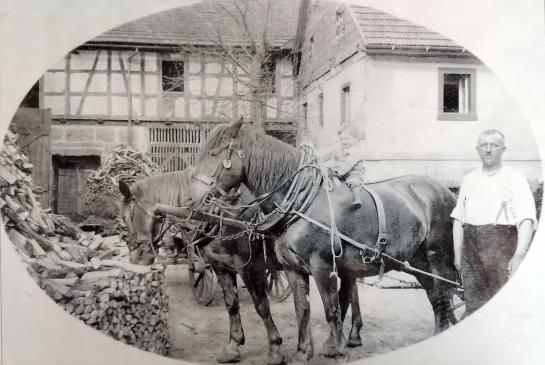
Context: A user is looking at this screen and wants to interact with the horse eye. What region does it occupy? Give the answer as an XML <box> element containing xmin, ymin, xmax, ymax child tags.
<box><xmin>210</xmin><ymin>146</ymin><xmax>222</xmax><ymax>156</ymax></box>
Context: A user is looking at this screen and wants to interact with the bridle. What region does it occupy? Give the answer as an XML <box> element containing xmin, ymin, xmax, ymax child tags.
<box><xmin>126</xmin><ymin>198</ymin><xmax>174</xmax><ymax>256</ymax></box>
<box><xmin>193</xmin><ymin>139</ymin><xmax>245</xmax><ymax>205</ymax></box>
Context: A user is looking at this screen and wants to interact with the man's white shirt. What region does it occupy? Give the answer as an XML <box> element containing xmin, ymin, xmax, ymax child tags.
<box><xmin>451</xmin><ymin>165</ymin><xmax>537</xmax><ymax>228</ymax></box>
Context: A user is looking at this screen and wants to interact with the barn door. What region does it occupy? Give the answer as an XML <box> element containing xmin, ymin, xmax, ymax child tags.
<box><xmin>52</xmin><ymin>156</ymin><xmax>100</xmax><ymax>219</ymax></box>
<box><xmin>11</xmin><ymin>107</ymin><xmax>52</xmax><ymax>208</ymax></box>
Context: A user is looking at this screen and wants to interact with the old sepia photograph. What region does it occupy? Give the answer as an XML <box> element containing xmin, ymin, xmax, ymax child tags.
<box><xmin>1</xmin><ymin>0</ymin><xmax>544</xmax><ymax>364</ymax></box>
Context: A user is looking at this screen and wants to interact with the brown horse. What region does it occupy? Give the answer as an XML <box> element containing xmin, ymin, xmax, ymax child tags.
<box><xmin>118</xmin><ymin>170</ymin><xmax>285</xmax><ymax>364</ymax></box>
<box><xmin>118</xmin><ymin>169</ymin><xmax>364</xmax><ymax>363</ymax></box>
<box><xmin>186</xmin><ymin>119</ymin><xmax>460</xmax><ymax>362</ymax></box>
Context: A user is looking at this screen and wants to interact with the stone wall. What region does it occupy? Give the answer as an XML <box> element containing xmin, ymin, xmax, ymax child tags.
<box><xmin>51</xmin><ymin>125</ymin><xmax>148</xmax><ymax>160</ymax></box>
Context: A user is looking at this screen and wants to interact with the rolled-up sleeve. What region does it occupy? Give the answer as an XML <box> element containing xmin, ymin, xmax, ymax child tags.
<box><xmin>451</xmin><ymin>179</ymin><xmax>467</xmax><ymax>222</ymax></box>
<box><xmin>511</xmin><ymin>174</ymin><xmax>538</xmax><ymax>230</ymax></box>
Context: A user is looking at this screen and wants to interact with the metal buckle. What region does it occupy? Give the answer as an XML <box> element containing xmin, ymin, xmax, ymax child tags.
<box><xmin>202</xmin><ymin>193</ymin><xmax>214</xmax><ymax>206</ymax></box>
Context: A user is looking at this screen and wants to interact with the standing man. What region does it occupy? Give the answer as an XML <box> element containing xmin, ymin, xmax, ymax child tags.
<box><xmin>451</xmin><ymin>129</ymin><xmax>537</xmax><ymax>314</ymax></box>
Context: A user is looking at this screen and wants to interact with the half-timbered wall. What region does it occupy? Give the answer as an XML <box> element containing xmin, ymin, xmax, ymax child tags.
<box><xmin>43</xmin><ymin>49</ymin><xmax>295</xmax><ymax>124</ymax></box>
<box><xmin>42</xmin><ymin>49</ymin><xmax>296</xmax><ymax>168</ymax></box>
<box><xmin>44</xmin><ymin>50</ymin><xmax>160</xmax><ymax>119</ymax></box>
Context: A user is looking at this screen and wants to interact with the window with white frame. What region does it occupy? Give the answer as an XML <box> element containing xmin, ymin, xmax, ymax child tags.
<box><xmin>341</xmin><ymin>84</ymin><xmax>350</xmax><ymax>124</ymax></box>
<box><xmin>438</xmin><ymin>68</ymin><xmax>477</xmax><ymax>121</ymax></box>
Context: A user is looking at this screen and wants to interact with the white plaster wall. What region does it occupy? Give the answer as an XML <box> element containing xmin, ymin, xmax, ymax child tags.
<box><xmin>301</xmin><ymin>55</ymin><xmax>367</xmax><ymax>148</ymax></box>
<box><xmin>303</xmin><ymin>55</ymin><xmax>542</xmax><ymax>184</ymax></box>
<box><xmin>364</xmin><ymin>57</ymin><xmax>540</xmax><ymax>162</ymax></box>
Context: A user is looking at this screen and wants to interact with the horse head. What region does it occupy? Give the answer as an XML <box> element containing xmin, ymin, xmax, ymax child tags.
<box><xmin>119</xmin><ymin>179</ymin><xmax>163</xmax><ymax>265</ymax></box>
<box><xmin>189</xmin><ymin>117</ymin><xmax>246</xmax><ymax>206</ymax></box>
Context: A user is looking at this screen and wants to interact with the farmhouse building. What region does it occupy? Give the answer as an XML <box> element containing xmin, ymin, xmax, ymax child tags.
<box><xmin>18</xmin><ymin>0</ymin><xmax>302</xmax><ymax>215</ymax></box>
<box><xmin>12</xmin><ymin>0</ymin><xmax>541</xmax><ymax>217</ymax></box>
<box><xmin>297</xmin><ymin>1</ymin><xmax>541</xmax><ymax>187</ymax></box>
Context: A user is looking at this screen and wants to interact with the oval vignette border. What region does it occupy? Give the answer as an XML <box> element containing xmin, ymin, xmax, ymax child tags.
<box><xmin>0</xmin><ymin>1</ymin><xmax>544</xmax><ymax>365</ymax></box>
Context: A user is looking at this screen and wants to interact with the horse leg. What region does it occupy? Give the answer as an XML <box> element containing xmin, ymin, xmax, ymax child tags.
<box><xmin>239</xmin><ymin>266</ymin><xmax>285</xmax><ymax>365</ymax></box>
<box><xmin>339</xmin><ymin>276</ymin><xmax>363</xmax><ymax>347</ymax></box>
<box><xmin>216</xmin><ymin>270</ymin><xmax>245</xmax><ymax>363</ymax></box>
<box><xmin>284</xmin><ymin>269</ymin><xmax>313</xmax><ymax>363</ymax></box>
<box><xmin>309</xmin><ymin>258</ymin><xmax>347</xmax><ymax>358</ymax></box>
<box><xmin>408</xmin><ymin>243</ymin><xmax>452</xmax><ymax>334</ymax></box>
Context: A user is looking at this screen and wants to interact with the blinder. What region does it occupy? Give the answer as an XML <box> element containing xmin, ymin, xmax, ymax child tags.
<box><xmin>194</xmin><ymin>138</ymin><xmax>244</xmax><ymax>202</ymax></box>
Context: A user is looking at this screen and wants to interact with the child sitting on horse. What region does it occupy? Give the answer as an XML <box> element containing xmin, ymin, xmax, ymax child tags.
<box><xmin>320</xmin><ymin>122</ymin><xmax>366</xmax><ymax>208</ymax></box>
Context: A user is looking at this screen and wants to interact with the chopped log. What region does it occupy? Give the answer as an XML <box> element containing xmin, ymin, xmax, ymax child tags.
<box><xmin>58</xmin><ymin>260</ymin><xmax>91</xmax><ymax>275</ymax></box>
<box><xmin>100</xmin><ymin>259</ymin><xmax>151</xmax><ymax>274</ymax></box>
<box><xmin>102</xmin><ymin>235</ymin><xmax>121</xmax><ymax>247</ymax></box>
<box><xmin>51</xmin><ymin>277</ymin><xmax>79</xmax><ymax>287</ymax></box>
<box><xmin>43</xmin><ymin>279</ymin><xmax>74</xmax><ymax>298</ymax></box>
<box><xmin>34</xmin><ymin>258</ymin><xmax>63</xmax><ymax>271</ymax></box>
<box><xmin>80</xmin><ymin>269</ymin><xmax>122</xmax><ymax>282</ymax></box>
<box><xmin>27</xmin><ymin>238</ymin><xmax>47</xmax><ymax>257</ymax></box>
<box><xmin>90</xmin><ymin>257</ymin><xmax>101</xmax><ymax>270</ymax></box>
<box><xmin>96</xmin><ymin>248</ymin><xmax>117</xmax><ymax>260</ymax></box>
<box><xmin>88</xmin><ymin>235</ymin><xmax>104</xmax><ymax>251</ymax></box>
<box><xmin>0</xmin><ymin>165</ymin><xmax>17</xmax><ymax>184</ymax></box>
<box><xmin>6</xmin><ymin>228</ymin><xmax>30</xmax><ymax>255</ymax></box>
<box><xmin>58</xmin><ymin>250</ymin><xmax>73</xmax><ymax>261</ymax></box>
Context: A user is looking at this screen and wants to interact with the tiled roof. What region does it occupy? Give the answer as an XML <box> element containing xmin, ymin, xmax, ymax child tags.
<box><xmin>350</xmin><ymin>5</ymin><xmax>463</xmax><ymax>50</ymax></box>
<box><xmin>89</xmin><ymin>0</ymin><xmax>301</xmax><ymax>49</ymax></box>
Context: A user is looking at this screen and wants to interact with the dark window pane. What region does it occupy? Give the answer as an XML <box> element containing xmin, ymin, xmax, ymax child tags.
<box><xmin>444</xmin><ymin>83</ymin><xmax>459</xmax><ymax>112</ymax></box>
<box><xmin>260</xmin><ymin>59</ymin><xmax>276</xmax><ymax>93</ymax></box>
<box><xmin>162</xmin><ymin>61</ymin><xmax>184</xmax><ymax>92</ymax></box>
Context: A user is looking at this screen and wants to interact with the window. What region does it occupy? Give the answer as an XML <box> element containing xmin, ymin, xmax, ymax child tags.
<box><xmin>260</xmin><ymin>58</ymin><xmax>276</xmax><ymax>93</ymax></box>
<box><xmin>302</xmin><ymin>102</ymin><xmax>308</xmax><ymax>124</ymax></box>
<box><xmin>341</xmin><ymin>84</ymin><xmax>350</xmax><ymax>124</ymax></box>
<box><xmin>162</xmin><ymin>60</ymin><xmax>184</xmax><ymax>92</ymax></box>
<box><xmin>309</xmin><ymin>36</ymin><xmax>314</xmax><ymax>59</ymax></box>
<box><xmin>438</xmin><ymin>68</ymin><xmax>477</xmax><ymax>121</ymax></box>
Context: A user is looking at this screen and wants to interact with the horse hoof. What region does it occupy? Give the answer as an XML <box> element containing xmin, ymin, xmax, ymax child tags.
<box><xmin>347</xmin><ymin>336</ymin><xmax>362</xmax><ymax>348</ymax></box>
<box><xmin>320</xmin><ymin>347</ymin><xmax>337</xmax><ymax>358</ymax></box>
<box><xmin>289</xmin><ymin>350</ymin><xmax>312</xmax><ymax>364</ymax></box>
<box><xmin>267</xmin><ymin>353</ymin><xmax>286</xmax><ymax>365</ymax></box>
<box><xmin>216</xmin><ymin>350</ymin><xmax>241</xmax><ymax>363</ymax></box>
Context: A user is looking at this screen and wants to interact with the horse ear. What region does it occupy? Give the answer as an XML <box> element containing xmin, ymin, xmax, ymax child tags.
<box><xmin>119</xmin><ymin>180</ymin><xmax>132</xmax><ymax>200</ymax></box>
<box><xmin>226</xmin><ymin>116</ymin><xmax>243</xmax><ymax>138</ymax></box>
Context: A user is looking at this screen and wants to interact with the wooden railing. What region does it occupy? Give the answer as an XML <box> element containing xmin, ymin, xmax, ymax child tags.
<box><xmin>148</xmin><ymin>122</ymin><xmax>217</xmax><ymax>172</ymax></box>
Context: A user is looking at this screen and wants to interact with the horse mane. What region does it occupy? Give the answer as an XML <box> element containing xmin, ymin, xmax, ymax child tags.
<box><xmin>199</xmin><ymin>124</ymin><xmax>301</xmax><ymax>195</ymax></box>
<box><xmin>130</xmin><ymin>169</ymin><xmax>192</xmax><ymax>207</ymax></box>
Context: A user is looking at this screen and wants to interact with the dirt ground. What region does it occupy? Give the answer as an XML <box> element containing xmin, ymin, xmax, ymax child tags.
<box><xmin>164</xmin><ymin>264</ymin><xmax>463</xmax><ymax>365</ymax></box>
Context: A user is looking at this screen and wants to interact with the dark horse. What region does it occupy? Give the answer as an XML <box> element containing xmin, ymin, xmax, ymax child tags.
<box><xmin>186</xmin><ymin>118</ymin><xmax>459</xmax><ymax>362</ymax></box>
<box><xmin>118</xmin><ymin>169</ymin><xmax>363</xmax><ymax>364</ymax></box>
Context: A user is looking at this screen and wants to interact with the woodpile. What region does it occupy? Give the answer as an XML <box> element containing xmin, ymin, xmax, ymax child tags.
<box><xmin>1</xmin><ymin>131</ymin><xmax>170</xmax><ymax>355</ymax></box>
<box><xmin>84</xmin><ymin>145</ymin><xmax>161</xmax><ymax>218</ymax></box>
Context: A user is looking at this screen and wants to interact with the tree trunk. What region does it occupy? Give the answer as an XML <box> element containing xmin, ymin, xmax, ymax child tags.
<box><xmin>250</xmin><ymin>43</ymin><xmax>266</xmax><ymax>131</ymax></box>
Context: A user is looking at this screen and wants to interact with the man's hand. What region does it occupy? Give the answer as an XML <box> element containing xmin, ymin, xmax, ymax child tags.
<box><xmin>452</xmin><ymin>219</ymin><xmax>464</xmax><ymax>272</ymax></box>
<box><xmin>507</xmin><ymin>253</ymin><xmax>525</xmax><ymax>277</ymax></box>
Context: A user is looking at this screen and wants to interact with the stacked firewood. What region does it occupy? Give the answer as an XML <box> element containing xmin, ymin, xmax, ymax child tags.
<box><xmin>84</xmin><ymin>145</ymin><xmax>161</xmax><ymax>218</ymax></box>
<box><xmin>1</xmin><ymin>131</ymin><xmax>170</xmax><ymax>355</ymax></box>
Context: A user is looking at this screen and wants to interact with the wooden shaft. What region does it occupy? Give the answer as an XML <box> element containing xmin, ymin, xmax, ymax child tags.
<box><xmin>154</xmin><ymin>204</ymin><xmax>249</xmax><ymax>230</ymax></box>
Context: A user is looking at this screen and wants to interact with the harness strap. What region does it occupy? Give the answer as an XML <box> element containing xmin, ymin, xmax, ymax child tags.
<box><xmin>361</xmin><ymin>185</ymin><xmax>389</xmax><ymax>248</ymax></box>
<box><xmin>494</xmin><ymin>169</ymin><xmax>512</xmax><ymax>225</ymax></box>
<box><xmin>291</xmin><ymin>210</ymin><xmax>460</xmax><ymax>287</ymax></box>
